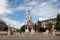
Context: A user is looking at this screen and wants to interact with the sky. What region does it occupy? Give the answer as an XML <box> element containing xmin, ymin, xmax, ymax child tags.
<box><xmin>0</xmin><ymin>0</ymin><xmax>60</xmax><ymax>28</ymax></box>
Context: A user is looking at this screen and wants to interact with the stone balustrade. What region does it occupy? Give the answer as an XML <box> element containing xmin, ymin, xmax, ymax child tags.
<box><xmin>0</xmin><ymin>31</ymin><xmax>8</xmax><ymax>36</ymax></box>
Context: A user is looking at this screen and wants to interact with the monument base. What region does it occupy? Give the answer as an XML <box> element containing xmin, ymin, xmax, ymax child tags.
<box><xmin>25</xmin><ymin>29</ymin><xmax>29</xmax><ymax>35</ymax></box>
<box><xmin>31</xmin><ymin>29</ymin><xmax>35</xmax><ymax>35</ymax></box>
<box><xmin>25</xmin><ymin>29</ymin><xmax>35</xmax><ymax>35</ymax></box>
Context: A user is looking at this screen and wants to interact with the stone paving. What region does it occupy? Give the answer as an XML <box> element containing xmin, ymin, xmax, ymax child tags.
<box><xmin>0</xmin><ymin>36</ymin><xmax>60</xmax><ymax>40</ymax></box>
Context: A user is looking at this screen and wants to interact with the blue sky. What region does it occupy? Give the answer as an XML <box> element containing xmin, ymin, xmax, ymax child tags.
<box><xmin>0</xmin><ymin>0</ymin><xmax>60</xmax><ymax>28</ymax></box>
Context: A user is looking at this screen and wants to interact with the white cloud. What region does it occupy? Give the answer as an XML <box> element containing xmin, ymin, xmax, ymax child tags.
<box><xmin>49</xmin><ymin>0</ymin><xmax>58</xmax><ymax>3</ymax></box>
<box><xmin>0</xmin><ymin>0</ymin><xmax>12</xmax><ymax>15</ymax></box>
<box><xmin>2</xmin><ymin>17</ymin><xmax>24</xmax><ymax>28</ymax></box>
<box><xmin>0</xmin><ymin>0</ymin><xmax>59</xmax><ymax>28</ymax></box>
<box><xmin>0</xmin><ymin>0</ymin><xmax>24</xmax><ymax>29</ymax></box>
<box><xmin>24</xmin><ymin>0</ymin><xmax>39</xmax><ymax>6</ymax></box>
<box><xmin>17</xmin><ymin>0</ymin><xmax>59</xmax><ymax>21</ymax></box>
<box><xmin>39</xmin><ymin>17</ymin><xmax>48</xmax><ymax>21</ymax></box>
<box><xmin>35</xmin><ymin>2</ymin><xmax>58</xmax><ymax>20</ymax></box>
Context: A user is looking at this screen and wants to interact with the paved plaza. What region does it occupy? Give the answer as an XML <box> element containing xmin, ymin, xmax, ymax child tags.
<box><xmin>0</xmin><ymin>36</ymin><xmax>60</xmax><ymax>40</ymax></box>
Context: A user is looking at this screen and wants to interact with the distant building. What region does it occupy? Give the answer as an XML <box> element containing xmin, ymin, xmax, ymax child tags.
<box><xmin>8</xmin><ymin>25</ymin><xmax>16</xmax><ymax>32</ymax></box>
<box><xmin>40</xmin><ymin>18</ymin><xmax>56</xmax><ymax>28</ymax></box>
<box><xmin>8</xmin><ymin>25</ymin><xmax>17</xmax><ymax>36</ymax></box>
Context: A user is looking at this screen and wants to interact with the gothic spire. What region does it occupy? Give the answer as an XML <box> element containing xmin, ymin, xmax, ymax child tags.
<box><xmin>28</xmin><ymin>10</ymin><xmax>30</xmax><ymax>15</ymax></box>
<box><xmin>27</xmin><ymin>10</ymin><xmax>32</xmax><ymax>21</ymax></box>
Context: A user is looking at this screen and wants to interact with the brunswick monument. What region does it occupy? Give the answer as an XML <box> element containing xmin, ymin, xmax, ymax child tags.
<box><xmin>25</xmin><ymin>10</ymin><xmax>35</xmax><ymax>35</ymax></box>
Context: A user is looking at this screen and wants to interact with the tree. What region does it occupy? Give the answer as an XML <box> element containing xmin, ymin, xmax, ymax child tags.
<box><xmin>56</xmin><ymin>13</ymin><xmax>60</xmax><ymax>30</ymax></box>
<box><xmin>47</xmin><ymin>22</ymin><xmax>52</xmax><ymax>31</ymax></box>
<box><xmin>0</xmin><ymin>20</ymin><xmax>8</xmax><ymax>31</ymax></box>
<box><xmin>34</xmin><ymin>20</ymin><xmax>42</xmax><ymax>32</ymax></box>
<box><xmin>17</xmin><ymin>29</ymin><xmax>20</xmax><ymax>32</ymax></box>
<box><xmin>37</xmin><ymin>20</ymin><xmax>41</xmax><ymax>27</ymax></box>
<box><xmin>34</xmin><ymin>23</ymin><xmax>38</xmax><ymax>31</ymax></box>
<box><xmin>20</xmin><ymin>25</ymin><xmax>27</xmax><ymax>32</ymax></box>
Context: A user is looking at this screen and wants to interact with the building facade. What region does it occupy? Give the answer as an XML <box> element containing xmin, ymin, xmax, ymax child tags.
<box><xmin>40</xmin><ymin>18</ymin><xmax>56</xmax><ymax>28</ymax></box>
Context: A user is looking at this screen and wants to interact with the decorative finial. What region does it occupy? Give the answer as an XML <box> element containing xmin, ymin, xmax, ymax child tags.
<box><xmin>28</xmin><ymin>10</ymin><xmax>30</xmax><ymax>15</ymax></box>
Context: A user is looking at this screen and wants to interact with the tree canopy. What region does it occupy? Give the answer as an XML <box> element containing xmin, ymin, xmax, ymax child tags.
<box><xmin>47</xmin><ymin>22</ymin><xmax>52</xmax><ymax>31</ymax></box>
<box><xmin>56</xmin><ymin>13</ymin><xmax>60</xmax><ymax>30</ymax></box>
<box><xmin>0</xmin><ymin>20</ymin><xmax>8</xmax><ymax>31</ymax></box>
<box><xmin>19</xmin><ymin>25</ymin><xmax>26</xmax><ymax>32</ymax></box>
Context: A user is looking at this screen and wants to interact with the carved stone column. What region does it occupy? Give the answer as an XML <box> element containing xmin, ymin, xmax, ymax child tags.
<box><xmin>51</xmin><ymin>25</ymin><xmax>56</xmax><ymax>37</ymax></box>
<box><xmin>7</xmin><ymin>25</ymin><xmax>12</xmax><ymax>36</ymax></box>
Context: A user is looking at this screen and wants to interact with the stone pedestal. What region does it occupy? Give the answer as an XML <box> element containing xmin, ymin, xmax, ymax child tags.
<box><xmin>31</xmin><ymin>29</ymin><xmax>35</xmax><ymax>35</ymax></box>
<box><xmin>52</xmin><ymin>30</ymin><xmax>56</xmax><ymax>37</ymax></box>
<box><xmin>25</xmin><ymin>29</ymin><xmax>29</xmax><ymax>35</ymax></box>
<box><xmin>7</xmin><ymin>27</ymin><xmax>11</xmax><ymax>36</ymax></box>
<box><xmin>7</xmin><ymin>31</ymin><xmax>11</xmax><ymax>36</ymax></box>
<box><xmin>51</xmin><ymin>25</ymin><xmax>56</xmax><ymax>37</ymax></box>
<box><xmin>45</xmin><ymin>29</ymin><xmax>49</xmax><ymax>37</ymax></box>
<box><xmin>51</xmin><ymin>29</ymin><xmax>56</xmax><ymax>37</ymax></box>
